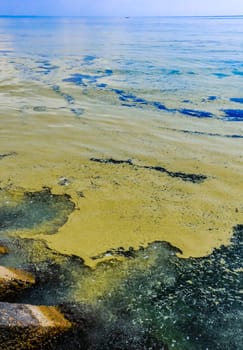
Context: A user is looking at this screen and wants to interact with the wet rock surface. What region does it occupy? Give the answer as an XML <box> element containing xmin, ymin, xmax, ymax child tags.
<box><xmin>0</xmin><ymin>242</ymin><xmax>72</xmax><ymax>349</ymax></box>
<box><xmin>0</xmin><ymin>266</ymin><xmax>35</xmax><ymax>301</ymax></box>
<box><xmin>0</xmin><ymin>302</ymin><xmax>71</xmax><ymax>350</ymax></box>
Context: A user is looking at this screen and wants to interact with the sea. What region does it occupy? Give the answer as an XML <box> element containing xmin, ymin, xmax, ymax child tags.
<box><xmin>0</xmin><ymin>16</ymin><xmax>242</xmax><ymax>350</ymax></box>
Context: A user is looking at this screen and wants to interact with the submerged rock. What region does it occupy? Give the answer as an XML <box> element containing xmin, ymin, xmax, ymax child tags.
<box><xmin>0</xmin><ymin>302</ymin><xmax>72</xmax><ymax>350</ymax></box>
<box><xmin>0</xmin><ymin>266</ymin><xmax>35</xmax><ymax>300</ymax></box>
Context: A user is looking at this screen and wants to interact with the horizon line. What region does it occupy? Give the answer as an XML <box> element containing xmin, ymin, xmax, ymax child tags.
<box><xmin>0</xmin><ymin>14</ymin><xmax>243</xmax><ymax>18</ymax></box>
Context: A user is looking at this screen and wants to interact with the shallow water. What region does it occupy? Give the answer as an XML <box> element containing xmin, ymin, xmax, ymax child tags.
<box><xmin>0</xmin><ymin>16</ymin><xmax>242</xmax><ymax>349</ymax></box>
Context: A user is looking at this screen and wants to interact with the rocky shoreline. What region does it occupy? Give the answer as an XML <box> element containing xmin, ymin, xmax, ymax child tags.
<box><xmin>0</xmin><ymin>244</ymin><xmax>73</xmax><ymax>349</ymax></box>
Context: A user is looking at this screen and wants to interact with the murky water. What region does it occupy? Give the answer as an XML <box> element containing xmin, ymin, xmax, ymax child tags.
<box><xmin>0</xmin><ymin>188</ymin><xmax>74</xmax><ymax>233</ymax></box>
<box><xmin>0</xmin><ymin>16</ymin><xmax>242</xmax><ymax>349</ymax></box>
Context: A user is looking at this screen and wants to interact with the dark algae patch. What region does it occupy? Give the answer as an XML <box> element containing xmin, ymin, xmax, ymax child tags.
<box><xmin>143</xmin><ymin>165</ymin><xmax>207</xmax><ymax>183</ymax></box>
<box><xmin>70</xmin><ymin>107</ymin><xmax>84</xmax><ymax>117</ymax></box>
<box><xmin>0</xmin><ymin>188</ymin><xmax>75</xmax><ymax>234</ymax></box>
<box><xmin>90</xmin><ymin>158</ymin><xmax>207</xmax><ymax>184</ymax></box>
<box><xmin>90</xmin><ymin>158</ymin><xmax>133</xmax><ymax>166</ymax></box>
<box><xmin>0</xmin><ymin>152</ymin><xmax>17</xmax><ymax>160</ymax></box>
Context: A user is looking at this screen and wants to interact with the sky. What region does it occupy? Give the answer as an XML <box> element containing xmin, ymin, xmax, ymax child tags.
<box><xmin>0</xmin><ymin>0</ymin><xmax>243</xmax><ymax>17</ymax></box>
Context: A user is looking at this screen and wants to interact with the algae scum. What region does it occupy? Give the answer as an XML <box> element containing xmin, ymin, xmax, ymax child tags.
<box><xmin>0</xmin><ymin>187</ymin><xmax>242</xmax><ymax>349</ymax></box>
<box><xmin>0</xmin><ymin>15</ymin><xmax>243</xmax><ymax>349</ymax></box>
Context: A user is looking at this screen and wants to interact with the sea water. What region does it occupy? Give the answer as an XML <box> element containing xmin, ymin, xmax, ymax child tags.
<box><xmin>0</xmin><ymin>16</ymin><xmax>242</xmax><ymax>349</ymax></box>
<box><xmin>1</xmin><ymin>16</ymin><xmax>243</xmax><ymax>121</ymax></box>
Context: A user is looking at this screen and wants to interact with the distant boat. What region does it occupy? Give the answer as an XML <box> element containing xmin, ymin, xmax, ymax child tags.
<box><xmin>125</xmin><ymin>17</ymin><xmax>130</xmax><ymax>19</ymax></box>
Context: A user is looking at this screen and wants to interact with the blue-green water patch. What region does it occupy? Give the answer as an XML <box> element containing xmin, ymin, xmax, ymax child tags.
<box><xmin>230</xmin><ymin>98</ymin><xmax>243</xmax><ymax>104</ymax></box>
<box><xmin>36</xmin><ymin>59</ymin><xmax>59</xmax><ymax>75</ymax></box>
<box><xmin>178</xmin><ymin>109</ymin><xmax>213</xmax><ymax>118</ymax></box>
<box><xmin>207</xmin><ymin>95</ymin><xmax>218</xmax><ymax>101</ymax></box>
<box><xmin>0</xmin><ymin>188</ymin><xmax>75</xmax><ymax>234</ymax></box>
<box><xmin>63</xmin><ymin>73</ymin><xmax>98</xmax><ymax>86</ymax></box>
<box><xmin>212</xmin><ymin>73</ymin><xmax>229</xmax><ymax>78</ymax></box>
<box><xmin>97</xmin><ymin>227</ymin><xmax>242</xmax><ymax>350</ymax></box>
<box><xmin>104</xmin><ymin>69</ymin><xmax>113</xmax><ymax>76</ymax></box>
<box><xmin>111</xmin><ymin>88</ymin><xmax>173</xmax><ymax>112</ymax></box>
<box><xmin>63</xmin><ymin>69</ymin><xmax>113</xmax><ymax>87</ymax></box>
<box><xmin>232</xmin><ymin>69</ymin><xmax>243</xmax><ymax>76</ymax></box>
<box><xmin>222</xmin><ymin>109</ymin><xmax>243</xmax><ymax>121</ymax></box>
<box><xmin>96</xmin><ymin>83</ymin><xmax>107</xmax><ymax>88</ymax></box>
<box><xmin>168</xmin><ymin>69</ymin><xmax>181</xmax><ymax>75</ymax></box>
<box><xmin>83</xmin><ymin>55</ymin><xmax>97</xmax><ymax>64</ymax></box>
<box><xmin>152</xmin><ymin>101</ymin><xmax>168</xmax><ymax>111</ymax></box>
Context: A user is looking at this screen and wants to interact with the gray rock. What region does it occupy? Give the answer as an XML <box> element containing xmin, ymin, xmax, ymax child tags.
<box><xmin>0</xmin><ymin>302</ymin><xmax>72</xmax><ymax>349</ymax></box>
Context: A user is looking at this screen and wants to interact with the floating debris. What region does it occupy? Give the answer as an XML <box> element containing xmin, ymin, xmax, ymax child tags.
<box><xmin>58</xmin><ymin>177</ymin><xmax>71</xmax><ymax>186</ymax></box>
